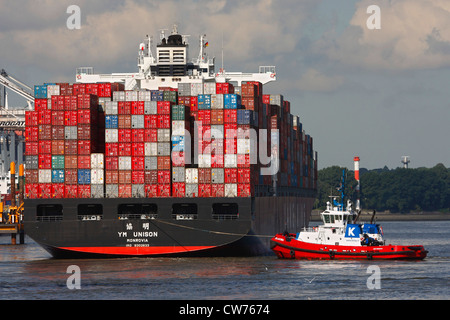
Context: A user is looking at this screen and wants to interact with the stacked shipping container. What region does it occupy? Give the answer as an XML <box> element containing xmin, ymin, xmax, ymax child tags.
<box><xmin>25</xmin><ymin>80</ymin><xmax>317</xmax><ymax>200</ymax></box>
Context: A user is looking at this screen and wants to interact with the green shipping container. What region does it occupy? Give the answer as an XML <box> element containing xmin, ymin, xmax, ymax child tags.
<box><xmin>171</xmin><ymin>105</ymin><xmax>186</xmax><ymax>120</ymax></box>
<box><xmin>52</xmin><ymin>155</ymin><xmax>65</xmax><ymax>169</ymax></box>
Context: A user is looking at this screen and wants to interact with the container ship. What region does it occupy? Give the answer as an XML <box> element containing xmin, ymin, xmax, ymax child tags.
<box><xmin>23</xmin><ymin>26</ymin><xmax>318</xmax><ymax>258</ymax></box>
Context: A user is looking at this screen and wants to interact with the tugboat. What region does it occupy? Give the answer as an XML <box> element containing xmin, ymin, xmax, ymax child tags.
<box><xmin>271</xmin><ymin>158</ymin><xmax>428</xmax><ymax>260</ymax></box>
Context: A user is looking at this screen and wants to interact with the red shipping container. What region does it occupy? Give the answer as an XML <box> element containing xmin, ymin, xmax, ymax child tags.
<box><xmin>224</xmin><ymin>138</ymin><xmax>237</xmax><ymax>154</ymax></box>
<box><xmin>224</xmin><ymin>109</ymin><xmax>237</xmax><ymax>123</ymax></box>
<box><xmin>157</xmin><ymin>156</ymin><xmax>171</xmax><ymax>170</ymax></box>
<box><xmin>119</xmin><ymin>171</ymin><xmax>131</xmax><ymax>184</ymax></box>
<box><xmin>25</xmin><ymin>111</ymin><xmax>39</xmax><ymax>126</ymax></box>
<box><xmin>77</xmin><ymin>109</ymin><xmax>97</xmax><ymax>125</ymax></box>
<box><xmin>144</xmin><ymin>115</ymin><xmax>157</xmax><ymax>129</ymax></box>
<box><xmin>64</xmin><ymin>95</ymin><xmax>77</xmax><ymax>111</ymax></box>
<box><xmin>157</xmin><ymin>101</ymin><xmax>172</xmax><ymax>114</ymax></box>
<box><xmin>34</xmin><ymin>99</ymin><xmax>48</xmax><ymax>111</ymax></box>
<box><xmin>132</xmin><ymin>156</ymin><xmax>145</xmax><ymax>171</ymax></box>
<box><xmin>106</xmin><ymin>143</ymin><xmax>119</xmax><ymax>157</ymax></box>
<box><xmin>237</xmin><ymin>154</ymin><xmax>251</xmax><ymax>167</ymax></box>
<box><xmin>172</xmin><ymin>182</ymin><xmax>185</xmax><ymax>198</ymax></box>
<box><xmin>38</xmin><ymin>110</ymin><xmax>52</xmax><ymax>125</ymax></box>
<box><xmin>65</xmin><ymin>155</ymin><xmax>78</xmax><ymax>169</ymax></box>
<box><xmin>52</xmin><ymin>183</ymin><xmax>65</xmax><ymax>199</ymax></box>
<box><xmin>190</xmin><ymin>96</ymin><xmax>198</xmax><ymax>112</ymax></box>
<box><xmin>39</xmin><ymin>183</ymin><xmax>52</xmax><ymax>199</ymax></box>
<box><xmin>131</xmin><ymin>101</ymin><xmax>145</xmax><ymax>115</ymax></box>
<box><xmin>78</xmin><ymin>140</ymin><xmax>92</xmax><ymax>155</ymax></box>
<box><xmin>78</xmin><ymin>155</ymin><xmax>91</xmax><ymax>169</ymax></box>
<box><xmin>64</xmin><ymin>111</ymin><xmax>77</xmax><ymax>126</ymax></box>
<box><xmin>78</xmin><ymin>124</ymin><xmax>95</xmax><ymax>140</ymax></box>
<box><xmin>51</xmin><ymin>96</ymin><xmax>65</xmax><ymax>111</ymax></box>
<box><xmin>144</xmin><ymin>171</ymin><xmax>158</xmax><ymax>184</ymax></box>
<box><xmin>224</xmin><ymin>123</ymin><xmax>237</xmax><ymax>139</ymax></box>
<box><xmin>25</xmin><ymin>184</ymin><xmax>39</xmax><ymax>199</ymax></box>
<box><xmin>78</xmin><ymin>185</ymin><xmax>91</xmax><ymax>198</ymax></box>
<box><xmin>131</xmin><ymin>143</ymin><xmax>145</xmax><ymax>156</ymax></box>
<box><xmin>198</xmin><ymin>110</ymin><xmax>211</xmax><ymax>124</ymax></box>
<box><xmin>51</xmin><ymin>111</ymin><xmax>65</xmax><ymax>126</ymax></box>
<box><xmin>132</xmin><ymin>171</ymin><xmax>145</xmax><ymax>184</ymax></box>
<box><xmin>157</xmin><ymin>115</ymin><xmax>170</xmax><ymax>128</ymax></box>
<box><xmin>237</xmin><ymin>183</ymin><xmax>252</xmax><ymax>197</ymax></box>
<box><xmin>262</xmin><ymin>95</ymin><xmax>270</xmax><ymax>104</ymax></box>
<box><xmin>157</xmin><ymin>170</ymin><xmax>170</xmax><ymax>184</ymax></box>
<box><xmin>65</xmin><ymin>140</ymin><xmax>78</xmax><ymax>155</ymax></box>
<box><xmin>145</xmin><ymin>184</ymin><xmax>158</xmax><ymax>197</ymax></box>
<box><xmin>157</xmin><ymin>184</ymin><xmax>171</xmax><ymax>197</ymax></box>
<box><xmin>97</xmin><ymin>83</ymin><xmax>119</xmax><ymax>98</ymax></box>
<box><xmin>25</xmin><ymin>126</ymin><xmax>39</xmax><ymax>142</ymax></box>
<box><xmin>85</xmin><ymin>84</ymin><xmax>98</xmax><ymax>96</ymax></box>
<box><xmin>39</xmin><ymin>124</ymin><xmax>52</xmax><ymax>140</ymax></box>
<box><xmin>26</xmin><ymin>170</ymin><xmax>39</xmax><ymax>184</ymax></box>
<box><xmin>73</xmin><ymin>83</ymin><xmax>86</xmax><ymax>95</ymax></box>
<box><xmin>132</xmin><ymin>129</ymin><xmax>145</xmax><ymax>143</ymax></box>
<box><xmin>171</xmin><ymin>151</ymin><xmax>185</xmax><ymax>167</ymax></box>
<box><xmin>211</xmin><ymin>184</ymin><xmax>225</xmax><ymax>197</ymax></box>
<box><xmin>51</xmin><ymin>140</ymin><xmax>65</xmax><ymax>155</ymax></box>
<box><xmin>64</xmin><ymin>185</ymin><xmax>78</xmax><ymax>198</ymax></box>
<box><xmin>118</xmin><ymin>115</ymin><xmax>131</xmax><ymax>128</ymax></box>
<box><xmin>225</xmin><ymin>168</ymin><xmax>237</xmax><ymax>183</ymax></box>
<box><xmin>105</xmin><ymin>170</ymin><xmax>119</xmax><ymax>184</ymax></box>
<box><xmin>78</xmin><ymin>94</ymin><xmax>98</xmax><ymax>109</ymax></box>
<box><xmin>198</xmin><ymin>168</ymin><xmax>211</xmax><ymax>184</ymax></box>
<box><xmin>38</xmin><ymin>154</ymin><xmax>51</xmax><ymax>169</ymax></box>
<box><xmin>105</xmin><ymin>156</ymin><xmax>119</xmax><ymax>170</ymax></box>
<box><xmin>38</xmin><ymin>140</ymin><xmax>51</xmax><ymax>154</ymax></box>
<box><xmin>118</xmin><ymin>101</ymin><xmax>131</xmax><ymax>115</ymax></box>
<box><xmin>211</xmin><ymin>110</ymin><xmax>224</xmax><ymax>125</ymax></box>
<box><xmin>199</xmin><ymin>184</ymin><xmax>211</xmax><ymax>197</ymax></box>
<box><xmin>238</xmin><ymin>168</ymin><xmax>251</xmax><ymax>184</ymax></box>
<box><xmin>64</xmin><ymin>170</ymin><xmax>78</xmax><ymax>184</ymax></box>
<box><xmin>118</xmin><ymin>129</ymin><xmax>132</xmax><ymax>143</ymax></box>
<box><xmin>117</xmin><ymin>184</ymin><xmax>131</xmax><ymax>198</ymax></box>
<box><xmin>25</xmin><ymin>142</ymin><xmax>39</xmax><ymax>155</ymax></box>
<box><xmin>144</xmin><ymin>128</ymin><xmax>158</xmax><ymax>142</ymax></box>
<box><xmin>118</xmin><ymin>143</ymin><xmax>132</xmax><ymax>156</ymax></box>
<box><xmin>211</xmin><ymin>154</ymin><xmax>224</xmax><ymax>168</ymax></box>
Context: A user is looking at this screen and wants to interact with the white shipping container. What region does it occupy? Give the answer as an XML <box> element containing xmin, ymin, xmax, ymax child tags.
<box><xmin>225</xmin><ymin>184</ymin><xmax>237</xmax><ymax>197</ymax></box>
<box><xmin>39</xmin><ymin>169</ymin><xmax>52</xmax><ymax>183</ymax></box>
<box><xmin>125</xmin><ymin>90</ymin><xmax>138</xmax><ymax>101</ymax></box>
<box><xmin>172</xmin><ymin>167</ymin><xmax>185</xmax><ymax>182</ymax></box>
<box><xmin>211</xmin><ymin>168</ymin><xmax>224</xmax><ymax>184</ymax></box>
<box><xmin>224</xmin><ymin>154</ymin><xmax>237</xmax><ymax>168</ymax></box>
<box><xmin>144</xmin><ymin>142</ymin><xmax>158</xmax><ymax>156</ymax></box>
<box><xmin>198</xmin><ymin>154</ymin><xmax>211</xmax><ymax>168</ymax></box>
<box><xmin>185</xmin><ymin>168</ymin><xmax>198</xmax><ymax>184</ymax></box>
<box><xmin>118</xmin><ymin>156</ymin><xmax>132</xmax><ymax>170</ymax></box>
<box><xmin>144</xmin><ymin>156</ymin><xmax>158</xmax><ymax>170</ymax></box>
<box><xmin>171</xmin><ymin>121</ymin><xmax>187</xmax><ymax>136</ymax></box>
<box><xmin>157</xmin><ymin>142</ymin><xmax>171</xmax><ymax>156</ymax></box>
<box><xmin>64</xmin><ymin>126</ymin><xmax>77</xmax><ymax>140</ymax></box>
<box><xmin>204</xmin><ymin>82</ymin><xmax>216</xmax><ymax>95</ymax></box>
<box><xmin>91</xmin><ymin>153</ymin><xmax>104</xmax><ymax>169</ymax></box>
<box><xmin>237</xmin><ymin>138</ymin><xmax>251</xmax><ymax>155</ymax></box>
<box><xmin>139</xmin><ymin>91</ymin><xmax>152</xmax><ymax>102</ymax></box>
<box><xmin>132</xmin><ymin>184</ymin><xmax>145</xmax><ymax>198</ymax></box>
<box><xmin>105</xmin><ymin>184</ymin><xmax>118</xmax><ymax>198</ymax></box>
<box><xmin>211</xmin><ymin>94</ymin><xmax>224</xmax><ymax>109</ymax></box>
<box><xmin>91</xmin><ymin>169</ymin><xmax>104</xmax><ymax>184</ymax></box>
<box><xmin>211</xmin><ymin>125</ymin><xmax>224</xmax><ymax>139</ymax></box>
<box><xmin>105</xmin><ymin>101</ymin><xmax>118</xmax><ymax>114</ymax></box>
<box><xmin>105</xmin><ymin>129</ymin><xmax>118</xmax><ymax>143</ymax></box>
<box><xmin>113</xmin><ymin>91</ymin><xmax>125</xmax><ymax>102</ymax></box>
<box><xmin>191</xmin><ymin>83</ymin><xmax>203</xmax><ymax>96</ymax></box>
<box><xmin>185</xmin><ymin>183</ymin><xmax>198</xmax><ymax>198</ymax></box>
<box><xmin>144</xmin><ymin>101</ymin><xmax>157</xmax><ymax>114</ymax></box>
<box><xmin>132</xmin><ymin>115</ymin><xmax>144</xmax><ymax>129</ymax></box>
<box><xmin>91</xmin><ymin>184</ymin><xmax>104</xmax><ymax>198</ymax></box>
<box><xmin>157</xmin><ymin>129</ymin><xmax>171</xmax><ymax>142</ymax></box>
<box><xmin>47</xmin><ymin>85</ymin><xmax>60</xmax><ymax>98</ymax></box>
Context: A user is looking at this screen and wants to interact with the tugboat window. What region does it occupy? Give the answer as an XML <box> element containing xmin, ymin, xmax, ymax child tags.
<box><xmin>36</xmin><ymin>204</ymin><xmax>63</xmax><ymax>221</ymax></box>
<box><xmin>78</xmin><ymin>204</ymin><xmax>103</xmax><ymax>221</ymax></box>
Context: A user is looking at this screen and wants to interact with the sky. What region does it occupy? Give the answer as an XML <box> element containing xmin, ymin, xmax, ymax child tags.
<box><xmin>1</xmin><ymin>0</ymin><xmax>449</xmax><ymax>170</ymax></box>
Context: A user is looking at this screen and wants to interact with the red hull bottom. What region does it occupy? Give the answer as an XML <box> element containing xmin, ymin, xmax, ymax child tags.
<box><xmin>270</xmin><ymin>234</ymin><xmax>428</xmax><ymax>260</ymax></box>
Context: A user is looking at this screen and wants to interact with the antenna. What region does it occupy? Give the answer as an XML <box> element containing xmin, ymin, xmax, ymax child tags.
<box><xmin>221</xmin><ymin>30</ymin><xmax>224</xmax><ymax>73</ymax></box>
<box><xmin>401</xmin><ymin>156</ymin><xmax>410</xmax><ymax>169</ymax></box>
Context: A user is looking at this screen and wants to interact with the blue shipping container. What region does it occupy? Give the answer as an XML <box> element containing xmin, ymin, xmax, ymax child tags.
<box><xmin>224</xmin><ymin>94</ymin><xmax>241</xmax><ymax>109</ymax></box>
<box><xmin>198</xmin><ymin>94</ymin><xmax>211</xmax><ymax>109</ymax></box>
<box><xmin>105</xmin><ymin>115</ymin><xmax>119</xmax><ymax>129</ymax></box>
<box><xmin>171</xmin><ymin>135</ymin><xmax>185</xmax><ymax>152</ymax></box>
<box><xmin>34</xmin><ymin>85</ymin><xmax>48</xmax><ymax>99</ymax></box>
<box><xmin>51</xmin><ymin>170</ymin><xmax>65</xmax><ymax>183</ymax></box>
<box><xmin>78</xmin><ymin>169</ymin><xmax>91</xmax><ymax>185</ymax></box>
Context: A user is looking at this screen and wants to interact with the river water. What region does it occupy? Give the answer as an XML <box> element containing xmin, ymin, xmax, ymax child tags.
<box><xmin>0</xmin><ymin>221</ymin><xmax>448</xmax><ymax>301</ymax></box>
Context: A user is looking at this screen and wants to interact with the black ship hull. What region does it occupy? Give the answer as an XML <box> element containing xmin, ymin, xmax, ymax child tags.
<box><xmin>24</xmin><ymin>192</ymin><xmax>315</xmax><ymax>258</ymax></box>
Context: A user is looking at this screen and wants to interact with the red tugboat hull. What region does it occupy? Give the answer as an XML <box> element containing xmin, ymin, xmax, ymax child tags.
<box><xmin>271</xmin><ymin>234</ymin><xmax>428</xmax><ymax>260</ymax></box>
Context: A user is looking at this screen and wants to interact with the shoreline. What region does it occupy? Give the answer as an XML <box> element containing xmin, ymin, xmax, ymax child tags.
<box><xmin>310</xmin><ymin>210</ymin><xmax>450</xmax><ymax>222</ymax></box>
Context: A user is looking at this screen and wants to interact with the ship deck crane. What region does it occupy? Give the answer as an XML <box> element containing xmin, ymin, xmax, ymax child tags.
<box><xmin>0</xmin><ymin>69</ymin><xmax>34</xmax><ymax>110</ymax></box>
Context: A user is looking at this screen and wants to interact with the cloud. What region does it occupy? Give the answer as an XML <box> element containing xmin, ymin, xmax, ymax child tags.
<box><xmin>295</xmin><ymin>68</ymin><xmax>344</xmax><ymax>92</ymax></box>
<box><xmin>311</xmin><ymin>0</ymin><xmax>450</xmax><ymax>70</ymax></box>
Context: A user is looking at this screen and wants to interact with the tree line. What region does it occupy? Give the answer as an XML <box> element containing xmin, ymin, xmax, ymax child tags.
<box><xmin>316</xmin><ymin>164</ymin><xmax>450</xmax><ymax>213</ymax></box>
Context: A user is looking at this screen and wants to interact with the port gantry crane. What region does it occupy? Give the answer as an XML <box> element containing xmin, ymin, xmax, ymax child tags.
<box><xmin>0</xmin><ymin>68</ymin><xmax>34</xmax><ymax>110</ymax></box>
